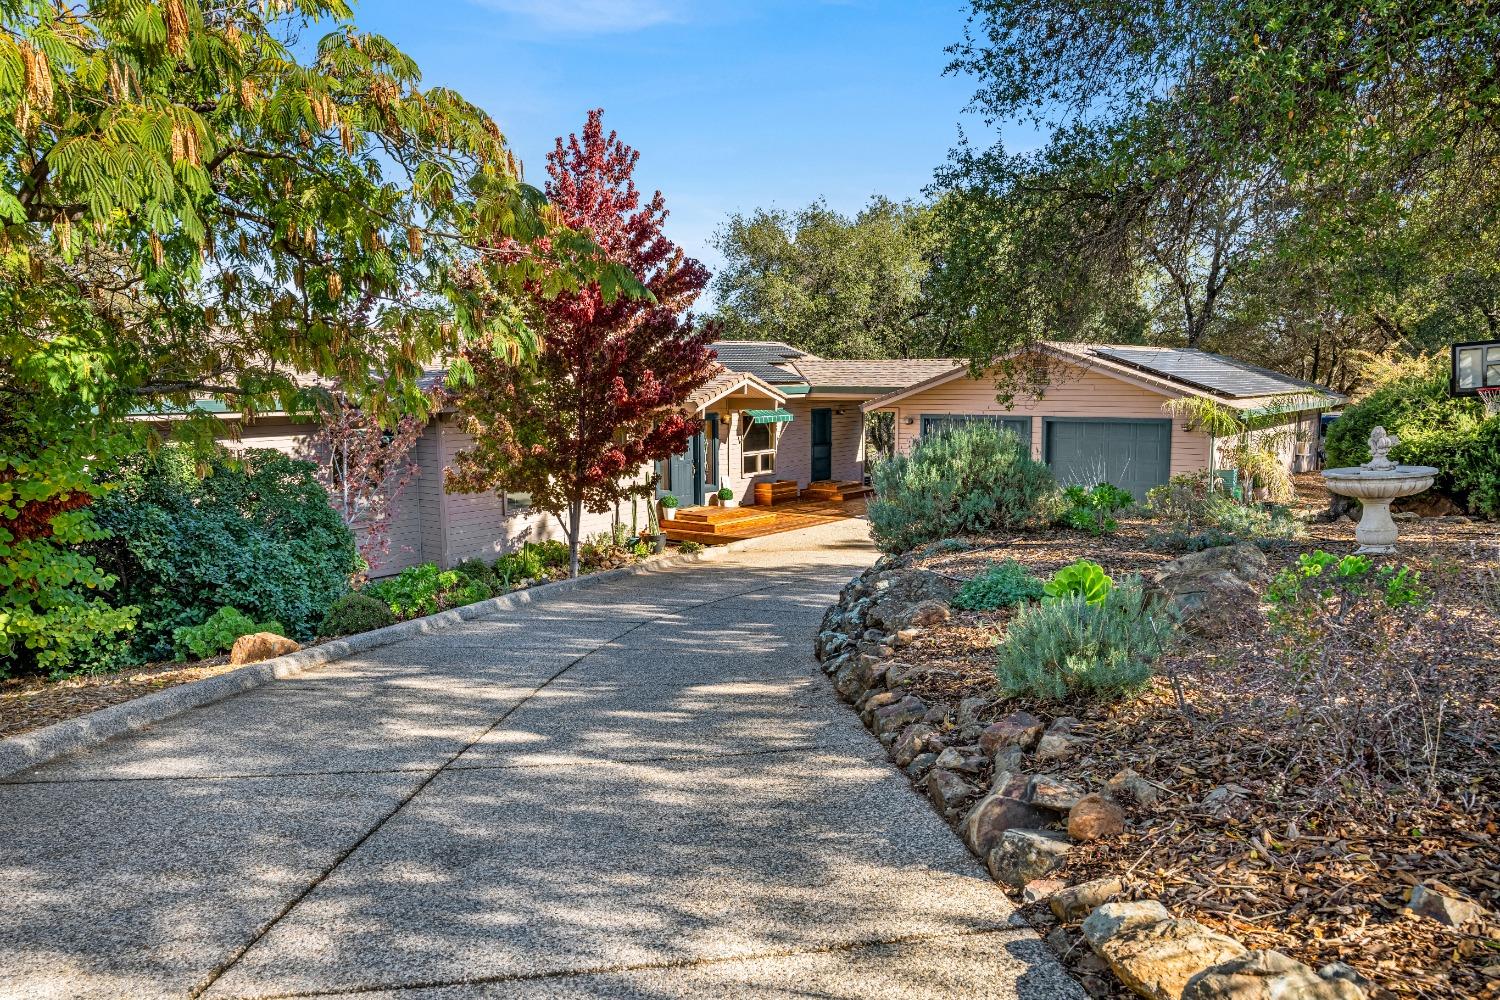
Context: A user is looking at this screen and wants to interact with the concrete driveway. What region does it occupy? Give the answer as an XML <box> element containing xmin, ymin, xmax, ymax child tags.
<box><xmin>0</xmin><ymin>518</ymin><xmax>1080</xmax><ymax>1000</ymax></box>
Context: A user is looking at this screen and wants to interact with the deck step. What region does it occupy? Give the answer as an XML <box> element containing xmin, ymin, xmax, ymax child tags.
<box><xmin>753</xmin><ymin>480</ymin><xmax>801</xmax><ymax>506</ymax></box>
<box><xmin>800</xmin><ymin>480</ymin><xmax>874</xmax><ymax>502</ymax></box>
<box><xmin>667</xmin><ymin>507</ymin><xmax>777</xmax><ymax>534</ymax></box>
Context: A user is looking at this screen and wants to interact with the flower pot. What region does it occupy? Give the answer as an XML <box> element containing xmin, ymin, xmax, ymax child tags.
<box><xmin>721</xmin><ymin>498</ymin><xmax>738</xmax><ymax>508</ymax></box>
<box><xmin>650</xmin><ymin>533</ymin><xmax>667</xmax><ymax>554</ymax></box>
<box><xmin>662</xmin><ymin>507</ymin><xmax>676</xmax><ymax>521</ymax></box>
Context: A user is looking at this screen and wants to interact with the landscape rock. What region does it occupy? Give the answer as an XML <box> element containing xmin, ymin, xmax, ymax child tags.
<box><xmin>960</xmin><ymin>772</ymin><xmax>1049</xmax><ymax>857</ymax></box>
<box><xmin>1036</xmin><ymin>716</ymin><xmax>1085</xmax><ymax>762</ymax></box>
<box><xmin>894</xmin><ymin>599</ymin><xmax>951</xmax><ymax>629</ymax></box>
<box><xmin>228</xmin><ymin>632</ymin><xmax>301</xmax><ymax>665</ymax></box>
<box><xmin>956</xmin><ymin>696</ymin><xmax>990</xmax><ymax>726</ymax></box>
<box><xmin>903</xmin><ymin>751</ymin><xmax>938</xmax><ymax>779</ymax></box>
<box><xmin>992</xmin><ymin>745</ymin><xmax>1025</xmax><ymax>775</ymax></box>
<box><xmin>833</xmin><ymin>663</ymin><xmax>865</xmax><ymax>701</ymax></box>
<box><xmin>979</xmin><ymin>711</ymin><xmax>1045</xmax><ymax>753</ymax></box>
<box><xmin>1184</xmin><ymin>949</ymin><xmax>1367</xmax><ymax>1000</ymax></box>
<box><xmin>1108</xmin><ymin>767</ymin><xmax>1161</xmax><ymax>807</ymax></box>
<box><xmin>1024</xmin><ymin>878</ymin><xmax>1067</xmax><ymax>905</ymax></box>
<box><xmin>926</xmin><ymin>767</ymin><xmax>977</xmax><ymax>815</ymax></box>
<box><xmin>933</xmin><ymin>747</ymin><xmax>985</xmax><ymax>775</ymax></box>
<box><xmin>1068</xmin><ymin>793</ymin><xmax>1126</xmax><ymax>842</ymax></box>
<box><xmin>891</xmin><ymin>723</ymin><xmax>940</xmax><ymax>767</ymax></box>
<box><xmin>987</xmin><ymin>829</ymin><xmax>1072</xmax><ymax>888</ymax></box>
<box><xmin>1050</xmin><ymin>877</ymin><xmax>1125</xmax><ymax>922</ymax></box>
<box><xmin>872</xmin><ymin>695</ymin><xmax>927</xmax><ymax>734</ymax></box>
<box><xmin>1148</xmin><ymin>542</ymin><xmax>1268</xmax><ymax>638</ymax></box>
<box><xmin>1029</xmin><ymin>773</ymin><xmax>1087</xmax><ymax>812</ymax></box>
<box><xmin>1084</xmin><ymin>903</ymin><xmax>1249</xmax><ymax>1000</ymax></box>
<box><xmin>1405</xmin><ymin>883</ymin><xmax>1491</xmax><ymax>928</ymax></box>
<box><xmin>1317</xmin><ymin>963</ymin><xmax>1372</xmax><ymax>990</ymax></box>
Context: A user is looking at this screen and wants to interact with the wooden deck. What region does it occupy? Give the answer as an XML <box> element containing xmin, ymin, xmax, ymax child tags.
<box><xmin>663</xmin><ymin>497</ymin><xmax>868</xmax><ymax>546</ymax></box>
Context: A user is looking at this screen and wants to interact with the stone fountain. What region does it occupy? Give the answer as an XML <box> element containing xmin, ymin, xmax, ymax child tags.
<box><xmin>1321</xmin><ymin>426</ymin><xmax>1437</xmax><ymax>554</ymax></box>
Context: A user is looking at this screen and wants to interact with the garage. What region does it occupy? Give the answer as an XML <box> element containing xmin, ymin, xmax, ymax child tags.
<box><xmin>1043</xmin><ymin>418</ymin><xmax>1172</xmax><ymax>499</ymax></box>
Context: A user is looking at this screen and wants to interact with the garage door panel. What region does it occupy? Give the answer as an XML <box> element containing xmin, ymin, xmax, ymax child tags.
<box><xmin>1045</xmin><ymin>419</ymin><xmax>1172</xmax><ymax>499</ymax></box>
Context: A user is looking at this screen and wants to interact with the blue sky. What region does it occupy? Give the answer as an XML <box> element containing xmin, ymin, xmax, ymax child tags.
<box><xmin>346</xmin><ymin>0</ymin><xmax>1026</xmax><ymax>303</ymax></box>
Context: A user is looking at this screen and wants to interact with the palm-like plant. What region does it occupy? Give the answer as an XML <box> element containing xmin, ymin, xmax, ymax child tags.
<box><xmin>1162</xmin><ymin>393</ymin><xmax>1322</xmax><ymax>502</ymax></box>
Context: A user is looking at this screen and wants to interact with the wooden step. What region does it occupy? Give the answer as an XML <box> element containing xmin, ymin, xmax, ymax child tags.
<box><xmin>753</xmin><ymin>480</ymin><xmax>801</xmax><ymax>505</ymax></box>
<box><xmin>800</xmin><ymin>480</ymin><xmax>873</xmax><ymax>502</ymax></box>
<box><xmin>666</xmin><ymin>507</ymin><xmax>776</xmax><ymax>534</ymax></box>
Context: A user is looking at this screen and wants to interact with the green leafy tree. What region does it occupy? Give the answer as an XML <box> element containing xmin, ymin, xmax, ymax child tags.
<box><xmin>713</xmin><ymin>197</ymin><xmax>958</xmax><ymax>358</ymax></box>
<box><xmin>939</xmin><ymin>0</ymin><xmax>1500</xmax><ymax>381</ymax></box>
<box><xmin>0</xmin><ymin>0</ymin><xmax>632</xmax><ymax>674</ymax></box>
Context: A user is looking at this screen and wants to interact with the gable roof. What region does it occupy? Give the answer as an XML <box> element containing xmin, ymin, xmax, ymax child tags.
<box><xmin>864</xmin><ymin>342</ymin><xmax>1345</xmax><ymax>412</ymax></box>
<box><xmin>710</xmin><ymin>341</ymin><xmax>965</xmax><ymax>397</ymax></box>
<box><xmin>682</xmin><ymin>365</ymin><xmax>788</xmax><ymax>412</ymax></box>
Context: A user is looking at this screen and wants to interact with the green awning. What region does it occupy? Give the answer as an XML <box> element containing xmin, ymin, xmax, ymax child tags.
<box><xmin>745</xmin><ymin>408</ymin><xmax>794</xmax><ymax>425</ymax></box>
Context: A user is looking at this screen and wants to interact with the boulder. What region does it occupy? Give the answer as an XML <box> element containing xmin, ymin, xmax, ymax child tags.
<box><xmin>1050</xmin><ymin>877</ymin><xmax>1125</xmax><ymax>922</ymax></box>
<box><xmin>1024</xmin><ymin>878</ymin><xmax>1068</xmax><ymax>905</ymax></box>
<box><xmin>1028</xmin><ymin>773</ymin><xmax>1087</xmax><ymax>812</ymax></box>
<box><xmin>956</xmin><ymin>696</ymin><xmax>990</xmax><ymax>726</ymax></box>
<box><xmin>228</xmin><ymin>632</ymin><xmax>301</xmax><ymax>665</ymax></box>
<box><xmin>1108</xmin><ymin>768</ymin><xmax>1161</xmax><ymax>807</ymax></box>
<box><xmin>1405</xmin><ymin>883</ymin><xmax>1491</xmax><ymax>928</ymax></box>
<box><xmin>933</xmin><ymin>747</ymin><xmax>985</xmax><ymax>775</ymax></box>
<box><xmin>926</xmin><ymin>767</ymin><xmax>977</xmax><ymax>815</ymax></box>
<box><xmin>987</xmin><ymin>828</ymin><xmax>1072</xmax><ymax>888</ymax></box>
<box><xmin>872</xmin><ymin>695</ymin><xmax>927</xmax><ymax>734</ymax></box>
<box><xmin>961</xmin><ymin>772</ymin><xmax>1049</xmax><ymax>857</ymax></box>
<box><xmin>1083</xmin><ymin>902</ymin><xmax>1248</xmax><ymax>1000</ymax></box>
<box><xmin>992</xmin><ymin>745</ymin><xmax>1025</xmax><ymax>775</ymax></box>
<box><xmin>1068</xmin><ymin>793</ymin><xmax>1126</xmax><ymax>842</ymax></box>
<box><xmin>903</xmin><ymin>751</ymin><xmax>939</xmax><ymax>779</ymax></box>
<box><xmin>892</xmin><ymin>599</ymin><xmax>951</xmax><ymax>630</ymax></box>
<box><xmin>1147</xmin><ymin>542</ymin><xmax>1268</xmax><ymax>638</ymax></box>
<box><xmin>1184</xmin><ymin>950</ymin><xmax>1367</xmax><ymax>1000</ymax></box>
<box><xmin>979</xmin><ymin>711</ymin><xmax>1045</xmax><ymax>754</ymax></box>
<box><xmin>1036</xmin><ymin>716</ymin><xmax>1085</xmax><ymax>762</ymax></box>
<box><xmin>891</xmin><ymin>723</ymin><xmax>940</xmax><ymax>768</ymax></box>
<box><xmin>833</xmin><ymin>662</ymin><xmax>865</xmax><ymax>701</ymax></box>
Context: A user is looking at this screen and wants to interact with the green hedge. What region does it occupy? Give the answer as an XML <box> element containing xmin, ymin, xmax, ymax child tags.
<box><xmin>1326</xmin><ymin>355</ymin><xmax>1498</xmax><ymax>519</ymax></box>
<box><xmin>89</xmin><ymin>446</ymin><xmax>360</xmax><ymax>661</ymax></box>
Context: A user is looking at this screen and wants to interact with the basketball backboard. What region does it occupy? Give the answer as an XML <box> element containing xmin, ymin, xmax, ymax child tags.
<box><xmin>1451</xmin><ymin>339</ymin><xmax>1500</xmax><ymax>396</ymax></box>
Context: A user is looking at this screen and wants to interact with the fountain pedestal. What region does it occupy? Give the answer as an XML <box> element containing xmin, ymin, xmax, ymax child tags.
<box><xmin>1321</xmin><ymin>426</ymin><xmax>1437</xmax><ymax>555</ymax></box>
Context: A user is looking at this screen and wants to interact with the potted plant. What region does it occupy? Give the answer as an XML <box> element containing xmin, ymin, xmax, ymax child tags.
<box><xmin>659</xmin><ymin>493</ymin><xmax>679</xmax><ymax>520</ymax></box>
<box><xmin>717</xmin><ymin>486</ymin><xmax>737</xmax><ymax>509</ymax></box>
<box><xmin>641</xmin><ymin>501</ymin><xmax>667</xmax><ymax>554</ymax></box>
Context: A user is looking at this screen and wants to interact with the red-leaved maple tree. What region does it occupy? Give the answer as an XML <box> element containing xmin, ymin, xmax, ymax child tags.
<box><xmin>302</xmin><ymin>393</ymin><xmax>425</xmax><ymax>577</ymax></box>
<box><xmin>447</xmin><ymin>109</ymin><xmax>717</xmax><ymax>577</ymax></box>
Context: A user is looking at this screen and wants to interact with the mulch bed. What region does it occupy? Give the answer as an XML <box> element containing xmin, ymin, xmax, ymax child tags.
<box><xmin>892</xmin><ymin>485</ymin><xmax>1500</xmax><ymax>998</ymax></box>
<box><xmin>0</xmin><ymin>659</ymin><xmax>243</xmax><ymax>739</ymax></box>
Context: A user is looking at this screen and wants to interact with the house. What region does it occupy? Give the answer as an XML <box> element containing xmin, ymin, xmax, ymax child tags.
<box><xmin>179</xmin><ymin>340</ymin><xmax>1338</xmax><ymax>574</ymax></box>
<box><xmin>862</xmin><ymin>342</ymin><xmax>1345</xmax><ymax>499</ymax></box>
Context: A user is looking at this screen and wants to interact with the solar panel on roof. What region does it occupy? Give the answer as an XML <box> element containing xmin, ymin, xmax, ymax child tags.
<box><xmin>1091</xmin><ymin>347</ymin><xmax>1325</xmax><ymax>398</ymax></box>
<box><xmin>709</xmin><ymin>341</ymin><xmax>809</xmax><ymax>384</ymax></box>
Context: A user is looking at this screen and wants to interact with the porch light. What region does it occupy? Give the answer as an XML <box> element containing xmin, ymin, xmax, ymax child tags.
<box><xmin>903</xmin><ymin>416</ymin><xmax>915</xmax><ymax>426</ymax></box>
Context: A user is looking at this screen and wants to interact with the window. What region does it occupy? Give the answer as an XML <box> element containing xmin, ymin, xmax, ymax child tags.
<box><xmin>742</xmin><ymin>420</ymin><xmax>775</xmax><ymax>475</ymax></box>
<box><xmin>503</xmin><ymin>488</ymin><xmax>531</xmax><ymax>512</ymax></box>
<box><xmin>1455</xmin><ymin>344</ymin><xmax>1500</xmax><ymax>390</ymax></box>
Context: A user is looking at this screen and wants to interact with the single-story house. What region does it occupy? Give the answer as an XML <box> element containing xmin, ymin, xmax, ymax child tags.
<box><xmin>160</xmin><ymin>340</ymin><xmax>1338</xmax><ymax>575</ymax></box>
<box><xmin>862</xmin><ymin>342</ymin><xmax>1345</xmax><ymax>499</ymax></box>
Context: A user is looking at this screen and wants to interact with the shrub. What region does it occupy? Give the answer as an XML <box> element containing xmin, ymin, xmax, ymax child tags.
<box><xmin>529</xmin><ymin>539</ymin><xmax>571</xmax><ymax>568</ymax></box>
<box><xmin>365</xmin><ymin>563</ymin><xmax>491</xmax><ymax>619</ymax></box>
<box><xmin>173</xmin><ymin>607</ymin><xmax>284</xmax><ymax>661</ymax></box>
<box><xmin>660</xmin><ymin>494</ymin><xmax>680</xmax><ymax>509</ymax></box>
<box><xmin>1058</xmin><ymin>483</ymin><xmax>1134</xmax><ymax>534</ymax></box>
<box><xmin>493</xmin><ymin>548</ymin><xmax>544</xmax><ymax>587</ymax></box>
<box><xmin>1326</xmin><ymin>353</ymin><xmax>1497</xmax><ymax>519</ymax></box>
<box><xmin>995</xmin><ymin>579</ymin><xmax>1174</xmax><ymax>702</ymax></box>
<box><xmin>88</xmin><ymin>446</ymin><xmax>360</xmax><ymax>661</ymax></box>
<box><xmin>454</xmin><ymin>558</ymin><xmax>498</xmax><ymax>590</ymax></box>
<box><xmin>1043</xmin><ymin>559</ymin><xmax>1113</xmax><ymax>605</ymax></box>
<box><xmin>717</xmin><ymin>486</ymin><xmax>734</xmax><ymax>501</ymax></box>
<box><xmin>678</xmin><ymin>540</ymin><xmax>704</xmax><ymax>554</ymax></box>
<box><xmin>319</xmin><ymin>593</ymin><xmax>397</xmax><ymax>637</ymax></box>
<box><xmin>868</xmin><ymin>425</ymin><xmax>1061</xmax><ymax>553</ymax></box>
<box><xmin>952</xmin><ymin>560</ymin><xmax>1046</xmax><ymax>611</ymax></box>
<box><xmin>1145</xmin><ymin>472</ymin><xmax>1304</xmax><ymax>552</ymax></box>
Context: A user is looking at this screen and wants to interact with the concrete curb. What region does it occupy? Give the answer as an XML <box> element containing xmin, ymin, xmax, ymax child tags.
<box><xmin>0</xmin><ymin>530</ymin><xmax>800</xmax><ymax>780</ymax></box>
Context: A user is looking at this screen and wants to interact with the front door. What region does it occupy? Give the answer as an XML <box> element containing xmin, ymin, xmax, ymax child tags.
<box><xmin>658</xmin><ymin>430</ymin><xmax>707</xmax><ymax>505</ymax></box>
<box><xmin>811</xmin><ymin>408</ymin><xmax>833</xmax><ymax>482</ymax></box>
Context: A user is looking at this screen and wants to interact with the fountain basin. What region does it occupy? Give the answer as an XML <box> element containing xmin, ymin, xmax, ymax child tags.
<box><xmin>1322</xmin><ymin>465</ymin><xmax>1437</xmax><ymax>554</ymax></box>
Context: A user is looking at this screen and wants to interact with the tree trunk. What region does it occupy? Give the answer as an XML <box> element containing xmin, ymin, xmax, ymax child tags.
<box><xmin>567</xmin><ymin>499</ymin><xmax>583</xmax><ymax>579</ymax></box>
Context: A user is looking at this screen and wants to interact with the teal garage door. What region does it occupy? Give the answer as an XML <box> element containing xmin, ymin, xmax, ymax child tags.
<box><xmin>1043</xmin><ymin>419</ymin><xmax>1172</xmax><ymax>499</ymax></box>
